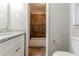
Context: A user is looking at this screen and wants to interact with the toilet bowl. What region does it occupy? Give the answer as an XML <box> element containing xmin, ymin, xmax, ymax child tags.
<box><xmin>53</xmin><ymin>37</ymin><xmax>79</xmax><ymax>56</ymax></box>
<box><xmin>53</xmin><ymin>51</ymin><xmax>74</xmax><ymax>56</ymax></box>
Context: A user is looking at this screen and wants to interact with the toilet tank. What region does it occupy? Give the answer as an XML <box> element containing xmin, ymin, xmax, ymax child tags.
<box><xmin>70</xmin><ymin>37</ymin><xmax>79</xmax><ymax>55</ymax></box>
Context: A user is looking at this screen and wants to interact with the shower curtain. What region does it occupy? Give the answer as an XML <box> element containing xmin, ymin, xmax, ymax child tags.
<box><xmin>30</xmin><ymin>14</ymin><xmax>46</xmax><ymax>38</ymax></box>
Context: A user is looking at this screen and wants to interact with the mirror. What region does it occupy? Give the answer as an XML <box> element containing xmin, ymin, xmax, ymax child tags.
<box><xmin>0</xmin><ymin>3</ymin><xmax>9</xmax><ymax>31</ymax></box>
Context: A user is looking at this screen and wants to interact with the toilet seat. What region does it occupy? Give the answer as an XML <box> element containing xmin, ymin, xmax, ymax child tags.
<box><xmin>53</xmin><ymin>51</ymin><xmax>74</xmax><ymax>56</ymax></box>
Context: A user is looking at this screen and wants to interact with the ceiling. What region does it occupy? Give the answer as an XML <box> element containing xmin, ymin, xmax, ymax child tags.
<box><xmin>29</xmin><ymin>3</ymin><xmax>46</xmax><ymax>14</ymax></box>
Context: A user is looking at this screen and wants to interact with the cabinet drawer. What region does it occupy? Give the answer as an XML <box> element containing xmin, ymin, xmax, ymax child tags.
<box><xmin>0</xmin><ymin>39</ymin><xmax>15</xmax><ymax>55</ymax></box>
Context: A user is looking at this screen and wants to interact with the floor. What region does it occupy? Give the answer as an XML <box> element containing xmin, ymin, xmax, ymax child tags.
<box><xmin>28</xmin><ymin>47</ymin><xmax>45</xmax><ymax>56</ymax></box>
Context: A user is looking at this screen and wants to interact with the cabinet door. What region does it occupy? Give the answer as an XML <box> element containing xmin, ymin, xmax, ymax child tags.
<box><xmin>15</xmin><ymin>35</ymin><xmax>24</xmax><ymax>56</ymax></box>
<box><xmin>0</xmin><ymin>34</ymin><xmax>24</xmax><ymax>56</ymax></box>
<box><xmin>16</xmin><ymin>45</ymin><xmax>24</xmax><ymax>56</ymax></box>
<box><xmin>0</xmin><ymin>39</ymin><xmax>15</xmax><ymax>55</ymax></box>
<box><xmin>5</xmin><ymin>35</ymin><xmax>24</xmax><ymax>56</ymax></box>
<box><xmin>16</xmin><ymin>43</ymin><xmax>24</xmax><ymax>56</ymax></box>
<box><xmin>4</xmin><ymin>46</ymin><xmax>17</xmax><ymax>56</ymax></box>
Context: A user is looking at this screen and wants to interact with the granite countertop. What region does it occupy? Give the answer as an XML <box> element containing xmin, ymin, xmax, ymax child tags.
<box><xmin>0</xmin><ymin>31</ymin><xmax>25</xmax><ymax>43</ymax></box>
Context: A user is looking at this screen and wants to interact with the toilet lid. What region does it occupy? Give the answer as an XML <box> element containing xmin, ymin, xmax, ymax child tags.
<box><xmin>53</xmin><ymin>51</ymin><xmax>74</xmax><ymax>56</ymax></box>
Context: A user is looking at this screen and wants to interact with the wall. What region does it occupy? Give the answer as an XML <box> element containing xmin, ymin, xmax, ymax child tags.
<box><xmin>9</xmin><ymin>3</ymin><xmax>26</xmax><ymax>31</ymax></box>
<box><xmin>75</xmin><ymin>4</ymin><xmax>79</xmax><ymax>25</ymax></box>
<box><xmin>0</xmin><ymin>2</ymin><xmax>8</xmax><ymax>30</ymax></box>
<box><xmin>49</xmin><ymin>3</ymin><xmax>70</xmax><ymax>56</ymax></box>
<box><xmin>70</xmin><ymin>4</ymin><xmax>79</xmax><ymax>37</ymax></box>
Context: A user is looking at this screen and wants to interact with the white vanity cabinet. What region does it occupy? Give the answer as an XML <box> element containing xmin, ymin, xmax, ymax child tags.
<box><xmin>15</xmin><ymin>35</ymin><xmax>24</xmax><ymax>56</ymax></box>
<box><xmin>0</xmin><ymin>34</ymin><xmax>24</xmax><ymax>56</ymax></box>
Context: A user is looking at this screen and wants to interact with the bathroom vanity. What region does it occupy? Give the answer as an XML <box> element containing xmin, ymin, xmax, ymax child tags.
<box><xmin>0</xmin><ymin>3</ymin><xmax>26</xmax><ymax>56</ymax></box>
<box><xmin>0</xmin><ymin>31</ymin><xmax>25</xmax><ymax>56</ymax></box>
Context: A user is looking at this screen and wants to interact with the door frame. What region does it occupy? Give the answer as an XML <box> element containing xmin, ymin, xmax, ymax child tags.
<box><xmin>46</xmin><ymin>3</ymin><xmax>49</xmax><ymax>56</ymax></box>
<box><xmin>24</xmin><ymin>3</ymin><xmax>49</xmax><ymax>56</ymax></box>
<box><xmin>23</xmin><ymin>3</ymin><xmax>30</xmax><ymax>56</ymax></box>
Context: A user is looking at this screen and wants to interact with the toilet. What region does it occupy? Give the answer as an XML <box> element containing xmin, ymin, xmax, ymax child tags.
<box><xmin>53</xmin><ymin>37</ymin><xmax>79</xmax><ymax>56</ymax></box>
<box><xmin>53</xmin><ymin>51</ymin><xmax>74</xmax><ymax>56</ymax></box>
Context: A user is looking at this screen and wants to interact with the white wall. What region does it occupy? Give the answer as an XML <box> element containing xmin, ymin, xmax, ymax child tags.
<box><xmin>70</xmin><ymin>4</ymin><xmax>79</xmax><ymax>37</ymax></box>
<box><xmin>75</xmin><ymin>4</ymin><xmax>79</xmax><ymax>25</ymax></box>
<box><xmin>0</xmin><ymin>2</ymin><xmax>8</xmax><ymax>30</ymax></box>
<box><xmin>9</xmin><ymin>3</ymin><xmax>26</xmax><ymax>31</ymax></box>
<box><xmin>49</xmin><ymin>3</ymin><xmax>70</xmax><ymax>56</ymax></box>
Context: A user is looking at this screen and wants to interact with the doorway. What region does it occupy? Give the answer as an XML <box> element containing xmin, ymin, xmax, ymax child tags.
<box><xmin>28</xmin><ymin>3</ymin><xmax>46</xmax><ymax>56</ymax></box>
